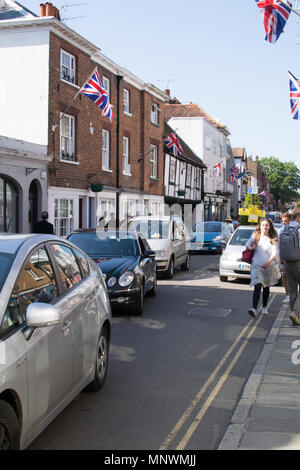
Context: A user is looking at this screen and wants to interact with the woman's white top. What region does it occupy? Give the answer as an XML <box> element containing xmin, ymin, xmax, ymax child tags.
<box><xmin>246</xmin><ymin>235</ymin><xmax>278</xmax><ymax>268</ymax></box>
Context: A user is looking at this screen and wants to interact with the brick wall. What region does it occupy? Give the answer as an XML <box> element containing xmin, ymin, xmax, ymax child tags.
<box><xmin>48</xmin><ymin>32</ymin><xmax>165</xmax><ymax>197</ymax></box>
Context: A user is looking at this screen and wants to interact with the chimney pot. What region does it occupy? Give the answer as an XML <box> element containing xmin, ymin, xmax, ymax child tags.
<box><xmin>45</xmin><ymin>2</ymin><xmax>54</xmax><ymax>16</ymax></box>
<box><xmin>164</xmin><ymin>89</ymin><xmax>170</xmax><ymax>97</ymax></box>
<box><xmin>40</xmin><ymin>3</ymin><xmax>46</xmax><ymax>16</ymax></box>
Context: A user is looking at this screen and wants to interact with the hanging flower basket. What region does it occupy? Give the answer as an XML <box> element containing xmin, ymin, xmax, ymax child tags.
<box><xmin>177</xmin><ymin>189</ymin><xmax>186</xmax><ymax>197</ymax></box>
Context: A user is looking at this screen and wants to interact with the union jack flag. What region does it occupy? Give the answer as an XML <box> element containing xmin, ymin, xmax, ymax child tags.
<box><xmin>230</xmin><ymin>166</ymin><xmax>240</xmax><ymax>183</ymax></box>
<box><xmin>255</xmin><ymin>0</ymin><xmax>292</xmax><ymax>43</ymax></box>
<box><xmin>213</xmin><ymin>162</ymin><xmax>222</xmax><ymax>177</ymax></box>
<box><xmin>289</xmin><ymin>71</ymin><xmax>300</xmax><ymax>120</ymax></box>
<box><xmin>164</xmin><ymin>132</ymin><xmax>183</xmax><ymax>156</ymax></box>
<box><xmin>80</xmin><ymin>68</ymin><xmax>113</xmax><ymax>122</ymax></box>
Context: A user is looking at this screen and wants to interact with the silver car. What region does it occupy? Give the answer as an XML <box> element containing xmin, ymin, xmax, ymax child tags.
<box><xmin>0</xmin><ymin>234</ymin><xmax>112</xmax><ymax>450</ymax></box>
<box><xmin>219</xmin><ymin>226</ymin><xmax>256</xmax><ymax>281</ymax></box>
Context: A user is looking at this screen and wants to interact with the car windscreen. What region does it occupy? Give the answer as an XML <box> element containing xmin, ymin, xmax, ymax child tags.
<box><xmin>0</xmin><ymin>253</ymin><xmax>14</xmax><ymax>291</ymax></box>
<box><xmin>69</xmin><ymin>232</ymin><xmax>138</xmax><ymax>257</ymax></box>
<box><xmin>193</xmin><ymin>222</ymin><xmax>222</xmax><ymax>233</ymax></box>
<box><xmin>128</xmin><ymin>220</ymin><xmax>169</xmax><ymax>239</ymax></box>
<box><xmin>229</xmin><ymin>229</ymin><xmax>254</xmax><ymax>246</ymax></box>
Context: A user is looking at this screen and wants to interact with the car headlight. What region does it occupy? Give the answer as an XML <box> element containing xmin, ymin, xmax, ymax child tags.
<box><xmin>119</xmin><ymin>271</ymin><xmax>135</xmax><ymax>287</ymax></box>
<box><xmin>213</xmin><ymin>236</ymin><xmax>221</xmax><ymax>242</ymax></box>
<box><xmin>156</xmin><ymin>250</ymin><xmax>169</xmax><ymax>258</ymax></box>
<box><xmin>107</xmin><ymin>276</ymin><xmax>117</xmax><ymax>287</ymax></box>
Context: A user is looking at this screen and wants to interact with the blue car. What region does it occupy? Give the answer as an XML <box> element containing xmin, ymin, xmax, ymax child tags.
<box><xmin>189</xmin><ymin>221</ymin><xmax>234</xmax><ymax>253</ymax></box>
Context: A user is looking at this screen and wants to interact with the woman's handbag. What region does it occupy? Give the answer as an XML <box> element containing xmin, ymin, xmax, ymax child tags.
<box><xmin>241</xmin><ymin>247</ymin><xmax>254</xmax><ymax>264</ymax></box>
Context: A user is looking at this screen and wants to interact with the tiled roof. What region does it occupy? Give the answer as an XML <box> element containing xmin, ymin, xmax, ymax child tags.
<box><xmin>232</xmin><ymin>147</ymin><xmax>246</xmax><ymax>157</ymax></box>
<box><xmin>165</xmin><ymin>102</ymin><xmax>229</xmax><ymax>134</ymax></box>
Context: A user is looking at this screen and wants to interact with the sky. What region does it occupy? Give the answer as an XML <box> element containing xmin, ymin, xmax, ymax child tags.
<box><xmin>21</xmin><ymin>0</ymin><xmax>300</xmax><ymax>168</ymax></box>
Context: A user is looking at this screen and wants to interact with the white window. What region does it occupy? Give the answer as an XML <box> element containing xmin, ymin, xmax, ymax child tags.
<box><xmin>123</xmin><ymin>137</ymin><xmax>131</xmax><ymax>175</ymax></box>
<box><xmin>102</xmin><ymin>76</ymin><xmax>110</xmax><ymax>97</ymax></box>
<box><xmin>124</xmin><ymin>89</ymin><xmax>130</xmax><ymax>114</ymax></box>
<box><xmin>151</xmin><ymin>103</ymin><xmax>159</xmax><ymax>124</ymax></box>
<box><xmin>54</xmin><ymin>198</ymin><xmax>74</xmax><ymax>237</ymax></box>
<box><xmin>169</xmin><ymin>157</ymin><xmax>176</xmax><ymax>183</ymax></box>
<box><xmin>186</xmin><ymin>165</ymin><xmax>192</xmax><ymax>186</ymax></box>
<box><xmin>61</xmin><ymin>50</ymin><xmax>76</xmax><ymax>84</ymax></box>
<box><xmin>150</xmin><ymin>145</ymin><xmax>158</xmax><ymax>178</ymax></box>
<box><xmin>60</xmin><ymin>114</ymin><xmax>75</xmax><ymax>162</ymax></box>
<box><xmin>102</xmin><ymin>129</ymin><xmax>110</xmax><ymax>170</ymax></box>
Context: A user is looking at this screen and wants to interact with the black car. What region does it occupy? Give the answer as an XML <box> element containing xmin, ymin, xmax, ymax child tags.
<box><xmin>68</xmin><ymin>229</ymin><xmax>157</xmax><ymax>315</ymax></box>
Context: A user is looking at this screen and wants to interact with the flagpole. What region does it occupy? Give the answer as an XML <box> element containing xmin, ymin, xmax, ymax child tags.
<box><xmin>278</xmin><ymin>0</ymin><xmax>300</xmax><ymax>17</ymax></box>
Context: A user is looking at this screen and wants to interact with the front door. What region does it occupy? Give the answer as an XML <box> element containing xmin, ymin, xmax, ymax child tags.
<box><xmin>29</xmin><ymin>181</ymin><xmax>38</xmax><ymax>233</ymax></box>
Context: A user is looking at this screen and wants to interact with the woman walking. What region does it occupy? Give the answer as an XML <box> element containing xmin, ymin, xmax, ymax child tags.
<box><xmin>246</xmin><ymin>218</ymin><xmax>280</xmax><ymax>317</ymax></box>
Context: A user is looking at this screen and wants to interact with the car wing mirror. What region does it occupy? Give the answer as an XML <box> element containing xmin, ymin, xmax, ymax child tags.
<box><xmin>144</xmin><ymin>250</ymin><xmax>156</xmax><ymax>259</ymax></box>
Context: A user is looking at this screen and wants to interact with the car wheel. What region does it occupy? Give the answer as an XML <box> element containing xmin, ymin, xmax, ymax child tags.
<box><xmin>165</xmin><ymin>257</ymin><xmax>174</xmax><ymax>279</ymax></box>
<box><xmin>220</xmin><ymin>276</ymin><xmax>228</xmax><ymax>282</ymax></box>
<box><xmin>87</xmin><ymin>326</ymin><xmax>109</xmax><ymax>392</ymax></box>
<box><xmin>181</xmin><ymin>253</ymin><xmax>190</xmax><ymax>271</ymax></box>
<box><xmin>147</xmin><ymin>271</ymin><xmax>157</xmax><ymax>297</ymax></box>
<box><xmin>0</xmin><ymin>400</ymin><xmax>20</xmax><ymax>450</ymax></box>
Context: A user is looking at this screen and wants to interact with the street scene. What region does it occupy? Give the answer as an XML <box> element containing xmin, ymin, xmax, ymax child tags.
<box><xmin>1</xmin><ymin>0</ymin><xmax>300</xmax><ymax>454</ymax></box>
<box><xmin>27</xmin><ymin>253</ymin><xmax>285</xmax><ymax>451</ymax></box>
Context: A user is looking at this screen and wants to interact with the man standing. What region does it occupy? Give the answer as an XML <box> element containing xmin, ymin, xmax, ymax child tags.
<box><xmin>279</xmin><ymin>212</ymin><xmax>293</xmax><ymax>304</ymax></box>
<box><xmin>35</xmin><ymin>211</ymin><xmax>54</xmax><ymax>234</ymax></box>
<box><xmin>280</xmin><ymin>209</ymin><xmax>300</xmax><ymax>326</ymax></box>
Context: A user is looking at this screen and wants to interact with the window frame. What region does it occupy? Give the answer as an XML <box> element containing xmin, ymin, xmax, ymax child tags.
<box><xmin>60</xmin><ymin>49</ymin><xmax>76</xmax><ymax>85</ymax></box>
<box><xmin>123</xmin><ymin>88</ymin><xmax>130</xmax><ymax>114</ymax></box>
<box><xmin>151</xmin><ymin>103</ymin><xmax>159</xmax><ymax>124</ymax></box>
<box><xmin>150</xmin><ymin>144</ymin><xmax>158</xmax><ymax>178</ymax></box>
<box><xmin>122</xmin><ymin>136</ymin><xmax>131</xmax><ymax>175</ymax></box>
<box><xmin>54</xmin><ymin>198</ymin><xmax>74</xmax><ymax>237</ymax></box>
<box><xmin>102</xmin><ymin>129</ymin><xmax>110</xmax><ymax>171</ymax></box>
<box><xmin>60</xmin><ymin>113</ymin><xmax>76</xmax><ymax>163</ymax></box>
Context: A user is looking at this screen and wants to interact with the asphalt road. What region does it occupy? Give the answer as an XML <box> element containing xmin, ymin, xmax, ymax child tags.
<box><xmin>28</xmin><ymin>253</ymin><xmax>284</xmax><ymax>450</ymax></box>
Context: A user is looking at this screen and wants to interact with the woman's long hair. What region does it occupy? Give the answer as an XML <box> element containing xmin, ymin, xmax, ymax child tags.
<box><xmin>252</xmin><ymin>218</ymin><xmax>278</xmax><ymax>244</ymax></box>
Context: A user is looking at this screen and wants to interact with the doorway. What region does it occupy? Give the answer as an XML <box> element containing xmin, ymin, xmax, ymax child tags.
<box><xmin>29</xmin><ymin>181</ymin><xmax>38</xmax><ymax>233</ymax></box>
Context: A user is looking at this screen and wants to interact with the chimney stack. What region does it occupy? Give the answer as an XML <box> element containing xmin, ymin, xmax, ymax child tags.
<box><xmin>40</xmin><ymin>2</ymin><xmax>60</xmax><ymax>20</ymax></box>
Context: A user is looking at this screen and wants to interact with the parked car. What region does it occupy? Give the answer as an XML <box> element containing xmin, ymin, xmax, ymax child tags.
<box><xmin>190</xmin><ymin>221</ymin><xmax>234</xmax><ymax>253</ymax></box>
<box><xmin>68</xmin><ymin>229</ymin><xmax>157</xmax><ymax>315</ymax></box>
<box><xmin>266</xmin><ymin>211</ymin><xmax>282</xmax><ymax>223</ymax></box>
<box><xmin>0</xmin><ymin>234</ymin><xmax>112</xmax><ymax>450</ymax></box>
<box><xmin>126</xmin><ymin>216</ymin><xmax>190</xmax><ymax>278</ymax></box>
<box><xmin>219</xmin><ymin>225</ymin><xmax>256</xmax><ymax>281</ymax></box>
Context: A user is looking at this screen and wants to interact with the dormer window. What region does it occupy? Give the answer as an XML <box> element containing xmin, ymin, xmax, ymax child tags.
<box><xmin>61</xmin><ymin>50</ymin><xmax>76</xmax><ymax>84</ymax></box>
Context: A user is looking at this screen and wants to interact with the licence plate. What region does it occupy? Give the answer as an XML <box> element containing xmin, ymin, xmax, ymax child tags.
<box><xmin>239</xmin><ymin>263</ymin><xmax>250</xmax><ymax>271</ymax></box>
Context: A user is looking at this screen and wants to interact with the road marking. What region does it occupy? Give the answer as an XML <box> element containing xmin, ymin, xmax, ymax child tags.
<box><xmin>160</xmin><ymin>295</ymin><xmax>276</xmax><ymax>450</ymax></box>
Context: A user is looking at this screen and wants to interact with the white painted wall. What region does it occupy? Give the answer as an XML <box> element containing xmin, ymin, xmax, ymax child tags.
<box><xmin>0</xmin><ymin>27</ymin><xmax>50</xmax><ymax>145</ymax></box>
<box><xmin>167</xmin><ymin>116</ymin><xmax>227</xmax><ymax>194</ymax></box>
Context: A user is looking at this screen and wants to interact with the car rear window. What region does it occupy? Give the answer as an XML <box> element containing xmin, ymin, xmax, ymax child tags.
<box><xmin>229</xmin><ymin>229</ymin><xmax>255</xmax><ymax>245</ymax></box>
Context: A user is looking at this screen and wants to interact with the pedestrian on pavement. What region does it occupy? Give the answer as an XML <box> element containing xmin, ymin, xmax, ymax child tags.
<box><xmin>246</xmin><ymin>218</ymin><xmax>280</xmax><ymax>317</ymax></box>
<box><xmin>278</xmin><ymin>212</ymin><xmax>293</xmax><ymax>305</ymax></box>
<box><xmin>279</xmin><ymin>209</ymin><xmax>300</xmax><ymax>326</ymax></box>
<box><xmin>35</xmin><ymin>211</ymin><xmax>54</xmax><ymax>234</ymax></box>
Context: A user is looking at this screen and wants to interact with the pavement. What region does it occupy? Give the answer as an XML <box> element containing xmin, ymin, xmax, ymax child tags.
<box><xmin>218</xmin><ymin>301</ymin><xmax>300</xmax><ymax>450</ymax></box>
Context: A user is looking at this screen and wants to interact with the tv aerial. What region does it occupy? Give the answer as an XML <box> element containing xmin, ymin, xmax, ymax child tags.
<box><xmin>59</xmin><ymin>2</ymin><xmax>87</xmax><ymax>23</ymax></box>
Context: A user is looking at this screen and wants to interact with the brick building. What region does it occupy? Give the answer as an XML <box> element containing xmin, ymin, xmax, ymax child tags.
<box><xmin>0</xmin><ymin>0</ymin><xmax>168</xmax><ymax>234</ymax></box>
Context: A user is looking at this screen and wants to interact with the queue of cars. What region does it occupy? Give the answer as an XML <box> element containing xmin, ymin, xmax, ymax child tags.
<box><xmin>0</xmin><ymin>214</ymin><xmax>280</xmax><ymax>449</ymax></box>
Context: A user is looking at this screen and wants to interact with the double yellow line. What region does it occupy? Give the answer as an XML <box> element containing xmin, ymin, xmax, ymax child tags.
<box><xmin>160</xmin><ymin>295</ymin><xmax>275</xmax><ymax>450</ymax></box>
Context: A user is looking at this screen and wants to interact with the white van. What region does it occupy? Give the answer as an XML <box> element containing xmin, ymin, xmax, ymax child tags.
<box><xmin>126</xmin><ymin>216</ymin><xmax>190</xmax><ymax>278</ymax></box>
